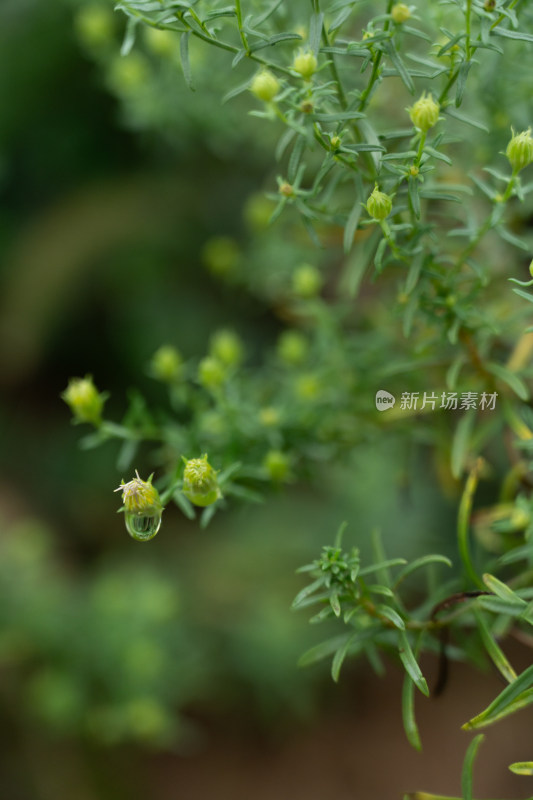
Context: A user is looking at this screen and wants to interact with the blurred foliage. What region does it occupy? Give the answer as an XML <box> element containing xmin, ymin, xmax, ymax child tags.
<box><xmin>1</xmin><ymin>1</ymin><xmax>533</xmax><ymax>798</ymax></box>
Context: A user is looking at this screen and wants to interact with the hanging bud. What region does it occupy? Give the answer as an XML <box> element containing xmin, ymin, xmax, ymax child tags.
<box><xmin>182</xmin><ymin>455</ymin><xmax>222</xmax><ymax>507</ymax></box>
<box><xmin>62</xmin><ymin>376</ymin><xmax>106</xmax><ymax>425</ymax></box>
<box><xmin>292</xmin><ymin>49</ymin><xmax>318</xmax><ymax>80</ymax></box>
<box><xmin>408</xmin><ymin>92</ymin><xmax>440</xmax><ymax>132</ymax></box>
<box><xmin>250</xmin><ymin>70</ymin><xmax>280</xmax><ymax>102</ymax></box>
<box><xmin>366</xmin><ymin>185</ymin><xmax>393</xmax><ymax>221</ymax></box>
<box><xmin>391</xmin><ymin>3</ymin><xmax>411</xmax><ymax>23</ymax></box>
<box><xmin>115</xmin><ymin>471</ymin><xmax>163</xmax><ymax>541</ymax></box>
<box><xmin>506</xmin><ymin>128</ymin><xmax>533</xmax><ymax>174</ymax></box>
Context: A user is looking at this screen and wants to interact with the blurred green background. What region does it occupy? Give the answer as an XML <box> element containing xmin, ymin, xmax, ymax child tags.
<box><xmin>1</xmin><ymin>1</ymin><xmax>533</xmax><ymax>798</ymax></box>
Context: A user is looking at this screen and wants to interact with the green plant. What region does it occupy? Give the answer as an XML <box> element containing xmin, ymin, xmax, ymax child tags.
<box><xmin>64</xmin><ymin>0</ymin><xmax>533</xmax><ymax>795</ymax></box>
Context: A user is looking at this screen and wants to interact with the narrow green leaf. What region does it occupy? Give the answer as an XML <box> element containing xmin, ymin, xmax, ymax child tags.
<box><xmin>394</xmin><ymin>555</ymin><xmax>452</xmax><ymax>588</ymax></box>
<box><xmin>358</xmin><ymin>558</ymin><xmax>408</xmax><ymax>578</ymax></box>
<box><xmin>402</xmin><ymin>672</ymin><xmax>422</xmax><ymax>751</ymax></box>
<box><xmin>408</xmin><ymin>176</ymin><xmax>421</xmax><ymax>219</ymax></box>
<box><xmin>172</xmin><ymin>489</ymin><xmax>196</xmax><ymax>520</ymax></box>
<box><xmin>513</xmin><ymin>287</ymin><xmax>533</xmax><ymax>304</ymax></box>
<box><xmin>309</xmin><ymin>11</ymin><xmax>325</xmax><ymax>55</ymax></box>
<box><xmin>461</xmin><ymin>734</ymin><xmax>484</xmax><ymax>800</ymax></box>
<box><xmin>366</xmin><ymin>584</ymin><xmax>394</xmax><ymax>598</ymax></box>
<box><xmin>385</xmin><ymin>41</ymin><xmax>415</xmax><ymax>93</ymax></box>
<box><xmin>455</xmin><ymin>60</ymin><xmax>473</xmax><ymax>107</ymax></box>
<box><xmin>473</xmin><ymin>607</ymin><xmax>517</xmax><ymax>684</ymax></box>
<box><xmin>288</xmin><ymin>136</ymin><xmax>306</xmax><ymax>184</ymax></box>
<box><xmin>330</xmin><ymin>591</ymin><xmax>341</xmax><ymax>617</ymax></box>
<box><xmin>405</xmin><ymin>251</ymin><xmax>424</xmax><ymax>294</ymax></box>
<box><xmin>376</xmin><ymin>604</ymin><xmax>405</xmax><ymax>629</ymax></box>
<box><xmin>462</xmin><ymin>663</ymin><xmax>533</xmax><ymax>730</ymax></box>
<box><xmin>485</xmin><ymin>363</ymin><xmax>530</xmax><ymax>401</ymax></box>
<box><xmin>298</xmin><ymin>633</ymin><xmax>353</xmax><ymax>668</ymax></box>
<box><xmin>444</xmin><ymin>106</ymin><xmax>488</xmax><ymax>132</ymax></box>
<box><xmin>509</xmin><ymin>761</ymin><xmax>533</xmax><ymax>776</ymax></box>
<box><xmin>121</xmin><ymin>16</ymin><xmax>138</xmax><ymax>56</ymax></box>
<box><xmin>482</xmin><ymin>573</ymin><xmax>527</xmax><ymax>607</ymax></box>
<box><xmin>250</xmin><ymin>32</ymin><xmax>302</xmax><ymax>52</ymax></box>
<box><xmin>331</xmin><ymin>631</ymin><xmax>358</xmax><ymax>682</ymax></box>
<box><xmin>398</xmin><ymin>630</ymin><xmax>429</xmax><ymax>696</ymax></box>
<box><xmin>343</xmin><ymin>181</ymin><xmax>363</xmax><ymax>254</ymax></box>
<box><xmin>451</xmin><ymin>408</ymin><xmax>476</xmax><ymax>480</ymax></box>
<box><xmin>180</xmin><ymin>31</ymin><xmax>195</xmax><ymax>90</ymax></box>
<box><xmin>492</xmin><ymin>26</ymin><xmax>533</xmax><ymax>43</ymax></box>
<box><xmin>292</xmin><ymin>577</ymin><xmax>325</xmax><ymax>609</ymax></box>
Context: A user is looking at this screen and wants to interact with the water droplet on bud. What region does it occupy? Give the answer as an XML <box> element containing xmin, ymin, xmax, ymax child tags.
<box><xmin>125</xmin><ymin>511</ymin><xmax>162</xmax><ymax>542</ymax></box>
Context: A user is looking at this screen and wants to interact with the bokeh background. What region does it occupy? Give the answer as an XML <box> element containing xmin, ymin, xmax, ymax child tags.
<box><xmin>1</xmin><ymin>1</ymin><xmax>533</xmax><ymax>798</ymax></box>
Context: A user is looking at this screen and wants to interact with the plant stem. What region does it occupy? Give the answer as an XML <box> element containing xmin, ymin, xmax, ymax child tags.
<box><xmin>457</xmin><ymin>457</ymin><xmax>486</xmax><ymax>590</ymax></box>
<box><xmin>235</xmin><ymin>0</ymin><xmax>249</xmax><ymax>53</ymax></box>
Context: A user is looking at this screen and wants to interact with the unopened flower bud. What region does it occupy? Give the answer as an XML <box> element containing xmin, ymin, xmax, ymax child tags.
<box><xmin>330</xmin><ymin>135</ymin><xmax>341</xmax><ymax>151</ymax></box>
<box><xmin>408</xmin><ymin>92</ymin><xmax>440</xmax><ymax>132</ymax></box>
<box><xmin>250</xmin><ymin>70</ymin><xmax>280</xmax><ymax>102</ymax></box>
<box><xmin>529</xmin><ymin>260</ymin><xmax>533</xmax><ymax>279</ymax></box>
<box><xmin>198</xmin><ymin>356</ymin><xmax>226</xmax><ymax>389</ymax></box>
<box><xmin>292</xmin><ymin>264</ymin><xmax>323</xmax><ymax>298</ymax></box>
<box><xmin>292</xmin><ymin>50</ymin><xmax>318</xmax><ymax>80</ymax></box>
<box><xmin>506</xmin><ymin>128</ymin><xmax>533</xmax><ymax>174</ymax></box>
<box><xmin>115</xmin><ymin>471</ymin><xmax>163</xmax><ymax>541</ymax></box>
<box><xmin>277</xmin><ymin>330</ymin><xmax>308</xmax><ymax>365</ymax></box>
<box><xmin>279</xmin><ymin>182</ymin><xmax>295</xmax><ymax>197</ymax></box>
<box><xmin>210</xmin><ymin>329</ymin><xmax>244</xmax><ymax>367</ymax></box>
<box><xmin>202</xmin><ymin>236</ymin><xmax>240</xmax><ymax>276</ymax></box>
<box><xmin>366</xmin><ymin>185</ymin><xmax>393</xmax><ymax>221</ymax></box>
<box><xmin>391</xmin><ymin>3</ymin><xmax>411</xmax><ymax>23</ymax></box>
<box><xmin>263</xmin><ymin>450</ymin><xmax>290</xmax><ymax>482</ymax></box>
<box><xmin>182</xmin><ymin>455</ymin><xmax>222</xmax><ymax>507</ymax></box>
<box><xmin>62</xmin><ymin>376</ymin><xmax>106</xmax><ymax>425</ymax></box>
<box><xmin>150</xmin><ymin>345</ymin><xmax>183</xmax><ymax>383</ymax></box>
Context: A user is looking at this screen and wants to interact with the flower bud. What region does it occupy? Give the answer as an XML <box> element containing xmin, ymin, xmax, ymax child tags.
<box><xmin>391</xmin><ymin>3</ymin><xmax>411</xmax><ymax>23</ymax></box>
<box><xmin>198</xmin><ymin>356</ymin><xmax>226</xmax><ymax>390</ymax></box>
<box><xmin>529</xmin><ymin>260</ymin><xmax>533</xmax><ymax>279</ymax></box>
<box><xmin>150</xmin><ymin>345</ymin><xmax>183</xmax><ymax>383</ymax></box>
<box><xmin>330</xmin><ymin>135</ymin><xmax>341</xmax><ymax>151</ymax></box>
<box><xmin>202</xmin><ymin>236</ymin><xmax>240</xmax><ymax>276</ymax></box>
<box><xmin>144</xmin><ymin>27</ymin><xmax>176</xmax><ymax>57</ymax></box>
<box><xmin>277</xmin><ymin>330</ymin><xmax>309</xmax><ymax>365</ymax></box>
<box><xmin>279</xmin><ymin>182</ymin><xmax>295</xmax><ymax>198</ymax></box>
<box><xmin>259</xmin><ymin>407</ymin><xmax>280</xmax><ymax>427</ymax></box>
<box><xmin>408</xmin><ymin>92</ymin><xmax>440</xmax><ymax>132</ymax></box>
<box><xmin>263</xmin><ymin>450</ymin><xmax>290</xmax><ymax>482</ymax></box>
<box><xmin>292</xmin><ymin>264</ymin><xmax>323</xmax><ymax>298</ymax></box>
<box><xmin>366</xmin><ymin>185</ymin><xmax>393</xmax><ymax>221</ymax></box>
<box><xmin>75</xmin><ymin>5</ymin><xmax>114</xmax><ymax>48</ymax></box>
<box><xmin>292</xmin><ymin>50</ymin><xmax>318</xmax><ymax>80</ymax></box>
<box><xmin>182</xmin><ymin>455</ymin><xmax>222</xmax><ymax>507</ymax></box>
<box><xmin>209</xmin><ymin>329</ymin><xmax>244</xmax><ymax>367</ymax></box>
<box><xmin>115</xmin><ymin>471</ymin><xmax>163</xmax><ymax>541</ymax></box>
<box><xmin>506</xmin><ymin>128</ymin><xmax>533</xmax><ymax>173</ymax></box>
<box><xmin>62</xmin><ymin>376</ymin><xmax>106</xmax><ymax>425</ymax></box>
<box><xmin>250</xmin><ymin>70</ymin><xmax>280</xmax><ymax>102</ymax></box>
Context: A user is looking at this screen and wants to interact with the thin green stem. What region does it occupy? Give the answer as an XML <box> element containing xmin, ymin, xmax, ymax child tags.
<box><xmin>235</xmin><ymin>0</ymin><xmax>249</xmax><ymax>53</ymax></box>
<box><xmin>457</xmin><ymin>457</ymin><xmax>486</xmax><ymax>590</ymax></box>
<box><xmin>453</xmin><ymin>174</ymin><xmax>515</xmax><ymax>270</ymax></box>
<box><xmin>414</xmin><ymin>131</ymin><xmax>427</xmax><ymax>167</ymax></box>
<box><xmin>465</xmin><ymin>0</ymin><xmax>472</xmax><ymax>60</ymax></box>
<box><xmin>357</xmin><ymin>0</ymin><xmax>394</xmax><ymax>112</ymax></box>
